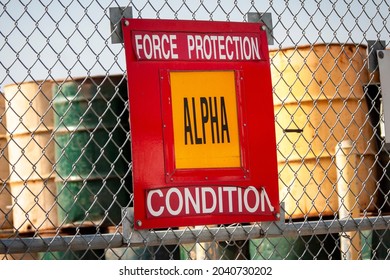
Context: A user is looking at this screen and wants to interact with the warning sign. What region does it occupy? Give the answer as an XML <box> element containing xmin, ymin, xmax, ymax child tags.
<box><xmin>122</xmin><ymin>18</ymin><xmax>279</xmax><ymax>229</ymax></box>
<box><xmin>170</xmin><ymin>71</ymin><xmax>240</xmax><ymax>169</ymax></box>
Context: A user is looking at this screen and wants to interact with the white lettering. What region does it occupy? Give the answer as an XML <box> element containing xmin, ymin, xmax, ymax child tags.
<box><xmin>251</xmin><ymin>37</ymin><xmax>261</xmax><ymax>60</ymax></box>
<box><xmin>185</xmin><ymin>187</ymin><xmax>200</xmax><ymax>214</ymax></box>
<box><xmin>201</xmin><ymin>187</ymin><xmax>217</xmax><ymax>213</ymax></box>
<box><xmin>143</xmin><ymin>34</ymin><xmax>153</xmax><ymax>59</ymax></box>
<box><xmin>170</xmin><ymin>35</ymin><xmax>178</xmax><ymax>59</ymax></box>
<box><xmin>146</xmin><ymin>186</ymin><xmax>275</xmax><ymax>217</ymax></box>
<box><xmin>218</xmin><ymin>36</ymin><xmax>226</xmax><ymax>59</ymax></box>
<box><xmin>232</xmin><ymin>36</ymin><xmax>241</xmax><ymax>59</ymax></box>
<box><xmin>218</xmin><ymin>186</ymin><xmax>223</xmax><ymax>213</ymax></box>
<box><xmin>195</xmin><ymin>35</ymin><xmax>203</xmax><ymax>59</ymax></box>
<box><xmin>187</xmin><ymin>35</ymin><xmax>195</xmax><ymax>59</ymax></box>
<box><xmin>147</xmin><ymin>189</ymin><xmax>164</xmax><ymax>217</ymax></box>
<box><xmin>134</xmin><ymin>34</ymin><xmax>178</xmax><ymax>60</ymax></box>
<box><xmin>203</xmin><ymin>35</ymin><xmax>212</xmax><ymax>60</ymax></box>
<box><xmin>135</xmin><ymin>33</ymin><xmax>261</xmax><ymax>61</ymax></box>
<box><xmin>223</xmin><ymin>186</ymin><xmax>237</xmax><ymax>212</ymax></box>
<box><xmin>135</xmin><ymin>35</ymin><xmax>143</xmax><ymax>59</ymax></box>
<box><xmin>210</xmin><ymin>35</ymin><xmax>218</xmax><ymax>59</ymax></box>
<box><xmin>261</xmin><ymin>187</ymin><xmax>275</xmax><ymax>212</ymax></box>
<box><xmin>166</xmin><ymin>188</ymin><xmax>183</xmax><ymax>215</ymax></box>
<box><xmin>161</xmin><ymin>34</ymin><xmax>170</xmax><ymax>59</ymax></box>
<box><xmin>226</xmin><ymin>36</ymin><xmax>234</xmax><ymax>60</ymax></box>
<box><xmin>152</xmin><ymin>34</ymin><xmax>162</xmax><ymax>59</ymax></box>
<box><xmin>243</xmin><ymin>36</ymin><xmax>251</xmax><ymax>60</ymax></box>
<box><xmin>239</xmin><ymin>37</ymin><xmax>244</xmax><ymax>59</ymax></box>
<box><xmin>244</xmin><ymin>186</ymin><xmax>260</xmax><ymax>213</ymax></box>
<box><xmin>237</xmin><ymin>187</ymin><xmax>243</xmax><ymax>212</ymax></box>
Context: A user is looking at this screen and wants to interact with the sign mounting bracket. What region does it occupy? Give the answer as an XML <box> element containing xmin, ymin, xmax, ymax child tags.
<box><xmin>109</xmin><ymin>6</ymin><xmax>132</xmax><ymax>44</ymax></box>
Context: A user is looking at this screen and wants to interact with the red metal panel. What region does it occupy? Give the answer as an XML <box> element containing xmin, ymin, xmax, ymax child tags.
<box><xmin>122</xmin><ymin>18</ymin><xmax>279</xmax><ymax>229</ymax></box>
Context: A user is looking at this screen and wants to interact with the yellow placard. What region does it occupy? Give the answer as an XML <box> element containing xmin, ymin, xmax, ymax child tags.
<box><xmin>170</xmin><ymin>71</ymin><xmax>241</xmax><ymax>169</ymax></box>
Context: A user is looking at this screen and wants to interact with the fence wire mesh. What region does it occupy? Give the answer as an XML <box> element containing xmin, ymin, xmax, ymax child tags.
<box><xmin>0</xmin><ymin>0</ymin><xmax>390</xmax><ymax>260</ymax></box>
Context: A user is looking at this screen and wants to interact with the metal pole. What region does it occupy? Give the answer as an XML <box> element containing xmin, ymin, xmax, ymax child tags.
<box><xmin>335</xmin><ymin>140</ymin><xmax>362</xmax><ymax>260</ymax></box>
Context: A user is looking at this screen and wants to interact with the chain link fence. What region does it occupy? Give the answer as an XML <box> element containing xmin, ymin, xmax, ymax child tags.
<box><xmin>1</xmin><ymin>0</ymin><xmax>390</xmax><ymax>260</ymax></box>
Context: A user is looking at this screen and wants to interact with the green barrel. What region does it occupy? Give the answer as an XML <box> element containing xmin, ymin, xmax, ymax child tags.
<box><xmin>249</xmin><ymin>234</ymin><xmax>341</xmax><ymax>260</ymax></box>
<box><xmin>250</xmin><ymin>231</ymin><xmax>378</xmax><ymax>260</ymax></box>
<box><xmin>54</xmin><ymin>75</ymin><xmax>131</xmax><ymax>227</ymax></box>
<box><xmin>370</xmin><ymin>229</ymin><xmax>390</xmax><ymax>259</ymax></box>
<box><xmin>39</xmin><ymin>249</ymin><xmax>105</xmax><ymax>260</ymax></box>
<box><xmin>360</xmin><ymin>230</ymin><xmax>374</xmax><ymax>260</ymax></box>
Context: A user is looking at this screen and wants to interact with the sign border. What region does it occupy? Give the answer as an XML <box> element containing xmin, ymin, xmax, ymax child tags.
<box><xmin>122</xmin><ymin>18</ymin><xmax>280</xmax><ymax>229</ymax></box>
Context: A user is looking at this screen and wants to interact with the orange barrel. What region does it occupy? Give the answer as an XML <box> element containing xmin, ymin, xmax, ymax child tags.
<box><xmin>271</xmin><ymin>44</ymin><xmax>378</xmax><ymax>219</ymax></box>
<box><xmin>0</xmin><ymin>253</ymin><xmax>38</xmax><ymax>260</ymax></box>
<box><xmin>3</xmin><ymin>81</ymin><xmax>57</xmax><ymax>232</ymax></box>
<box><xmin>0</xmin><ymin>92</ymin><xmax>12</xmax><ymax>230</ymax></box>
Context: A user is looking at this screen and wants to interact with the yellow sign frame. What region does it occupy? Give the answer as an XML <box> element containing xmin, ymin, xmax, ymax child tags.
<box><xmin>170</xmin><ymin>71</ymin><xmax>241</xmax><ymax>169</ymax></box>
<box><xmin>161</xmin><ymin>69</ymin><xmax>249</xmax><ymax>183</ymax></box>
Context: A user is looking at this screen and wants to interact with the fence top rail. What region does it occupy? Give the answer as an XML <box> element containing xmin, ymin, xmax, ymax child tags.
<box><xmin>2</xmin><ymin>215</ymin><xmax>389</xmax><ymax>254</ymax></box>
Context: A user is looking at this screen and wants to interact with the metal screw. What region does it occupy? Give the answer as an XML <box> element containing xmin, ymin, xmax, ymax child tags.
<box><xmin>261</xmin><ymin>25</ymin><xmax>267</xmax><ymax>31</ymax></box>
<box><xmin>124</xmin><ymin>20</ymin><xmax>130</xmax><ymax>26</ymax></box>
<box><xmin>275</xmin><ymin>213</ymin><xmax>281</xmax><ymax>219</ymax></box>
<box><xmin>378</xmin><ymin>50</ymin><xmax>384</xmax><ymax>59</ymax></box>
<box><xmin>259</xmin><ymin>228</ymin><xmax>266</xmax><ymax>236</ymax></box>
<box><xmin>136</xmin><ymin>220</ymin><xmax>142</xmax><ymax>227</ymax></box>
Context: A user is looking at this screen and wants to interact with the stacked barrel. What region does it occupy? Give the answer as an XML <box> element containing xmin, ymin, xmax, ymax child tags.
<box><xmin>272</xmin><ymin>44</ymin><xmax>377</xmax><ymax>219</ymax></box>
<box><xmin>3</xmin><ymin>81</ymin><xmax>57</xmax><ymax>233</ymax></box>
<box><xmin>40</xmin><ymin>75</ymin><xmax>132</xmax><ymax>259</ymax></box>
<box><xmin>0</xmin><ymin>92</ymin><xmax>12</xmax><ymax>232</ymax></box>
<box><xmin>250</xmin><ymin>43</ymin><xmax>378</xmax><ymax>260</ymax></box>
<box><xmin>53</xmin><ymin>75</ymin><xmax>131</xmax><ymax>229</ymax></box>
<box><xmin>1</xmin><ymin>76</ymin><xmax>132</xmax><ymax>259</ymax></box>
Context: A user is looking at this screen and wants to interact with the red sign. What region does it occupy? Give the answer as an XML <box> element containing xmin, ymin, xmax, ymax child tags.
<box><xmin>122</xmin><ymin>19</ymin><xmax>279</xmax><ymax>229</ymax></box>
